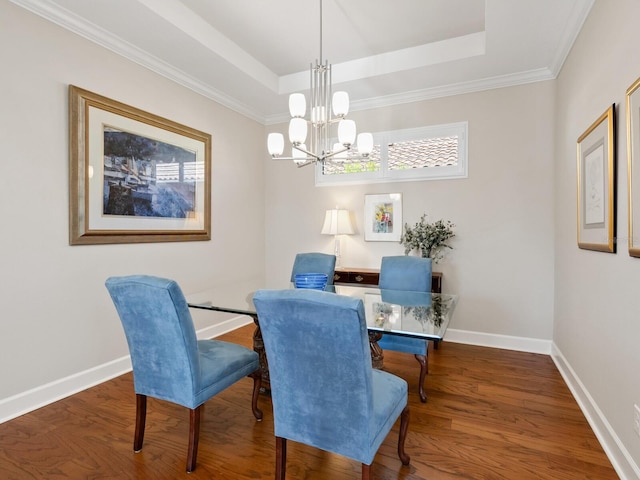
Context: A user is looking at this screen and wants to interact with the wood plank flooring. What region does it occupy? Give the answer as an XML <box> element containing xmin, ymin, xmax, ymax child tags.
<box><xmin>0</xmin><ymin>325</ymin><xmax>618</xmax><ymax>479</ymax></box>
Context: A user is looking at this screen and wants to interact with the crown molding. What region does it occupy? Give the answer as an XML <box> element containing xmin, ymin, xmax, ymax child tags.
<box><xmin>266</xmin><ymin>67</ymin><xmax>555</xmax><ymax>125</ymax></box>
<box><xmin>548</xmin><ymin>0</ymin><xmax>595</xmax><ymax>76</ymax></box>
<box><xmin>9</xmin><ymin>0</ymin><xmax>267</xmax><ymax>124</ymax></box>
<box><xmin>11</xmin><ymin>0</ymin><xmax>587</xmax><ymax>127</ymax></box>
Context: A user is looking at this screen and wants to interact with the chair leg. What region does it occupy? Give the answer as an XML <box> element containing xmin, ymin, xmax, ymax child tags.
<box><xmin>397</xmin><ymin>406</ymin><xmax>410</xmax><ymax>465</ymax></box>
<box><xmin>362</xmin><ymin>463</ymin><xmax>371</xmax><ymax>480</ymax></box>
<box><xmin>134</xmin><ymin>394</ymin><xmax>147</xmax><ymax>452</ymax></box>
<box><xmin>186</xmin><ymin>405</ymin><xmax>203</xmax><ymax>473</ymax></box>
<box><xmin>414</xmin><ymin>354</ymin><xmax>428</xmax><ymax>402</ymax></box>
<box><xmin>276</xmin><ymin>436</ymin><xmax>286</xmax><ymax>480</ymax></box>
<box><xmin>250</xmin><ymin>370</ymin><xmax>263</xmax><ymax>420</ymax></box>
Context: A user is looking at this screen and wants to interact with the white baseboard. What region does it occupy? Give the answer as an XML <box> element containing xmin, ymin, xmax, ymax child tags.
<box><xmin>0</xmin><ymin>315</ymin><xmax>253</xmax><ymax>424</ymax></box>
<box><xmin>444</xmin><ymin>328</ymin><xmax>552</xmax><ymax>354</ymax></box>
<box><xmin>3</xmin><ymin>321</ymin><xmax>638</xmax><ymax>480</ymax></box>
<box><xmin>551</xmin><ymin>344</ymin><xmax>640</xmax><ymax>480</ymax></box>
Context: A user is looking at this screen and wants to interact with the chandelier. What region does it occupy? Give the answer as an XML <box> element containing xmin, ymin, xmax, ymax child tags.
<box><xmin>267</xmin><ymin>0</ymin><xmax>373</xmax><ymax>168</ymax></box>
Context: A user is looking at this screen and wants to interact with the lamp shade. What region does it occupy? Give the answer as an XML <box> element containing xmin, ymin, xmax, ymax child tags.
<box><xmin>338</xmin><ymin>119</ymin><xmax>356</xmax><ymax>146</ymax></box>
<box><xmin>332</xmin><ymin>91</ymin><xmax>349</xmax><ymax>117</ymax></box>
<box><xmin>321</xmin><ymin>209</ymin><xmax>355</xmax><ymax>235</ymax></box>
<box><xmin>357</xmin><ymin>132</ymin><xmax>373</xmax><ymax>156</ymax></box>
<box><xmin>289</xmin><ymin>118</ymin><xmax>308</xmax><ymax>145</ymax></box>
<box><xmin>289</xmin><ymin>93</ymin><xmax>306</xmax><ymax>118</ymax></box>
<box><xmin>267</xmin><ymin>133</ymin><xmax>284</xmax><ymax>156</ymax></box>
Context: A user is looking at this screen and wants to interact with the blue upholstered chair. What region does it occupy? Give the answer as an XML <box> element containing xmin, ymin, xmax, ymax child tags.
<box><xmin>105</xmin><ymin>275</ymin><xmax>263</xmax><ymax>472</ymax></box>
<box><xmin>253</xmin><ymin>289</ymin><xmax>410</xmax><ymax>480</ymax></box>
<box><xmin>377</xmin><ymin>256</ymin><xmax>433</xmax><ymax>402</ymax></box>
<box><xmin>290</xmin><ymin>252</ymin><xmax>336</xmax><ymax>285</ymax></box>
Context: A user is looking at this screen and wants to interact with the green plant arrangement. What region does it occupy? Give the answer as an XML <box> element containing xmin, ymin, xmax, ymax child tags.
<box><xmin>400</xmin><ymin>214</ymin><xmax>455</xmax><ymax>263</ymax></box>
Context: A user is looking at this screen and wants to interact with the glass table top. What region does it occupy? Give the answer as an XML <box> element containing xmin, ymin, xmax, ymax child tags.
<box><xmin>187</xmin><ymin>282</ymin><xmax>458</xmax><ymax>341</ymax></box>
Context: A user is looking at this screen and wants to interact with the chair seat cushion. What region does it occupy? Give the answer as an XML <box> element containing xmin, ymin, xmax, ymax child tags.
<box><xmin>193</xmin><ymin>340</ymin><xmax>260</xmax><ymax>407</ymax></box>
<box><xmin>368</xmin><ymin>369</ymin><xmax>408</xmax><ymax>463</ymax></box>
<box><xmin>377</xmin><ymin>334</ymin><xmax>427</xmax><ymax>355</ymax></box>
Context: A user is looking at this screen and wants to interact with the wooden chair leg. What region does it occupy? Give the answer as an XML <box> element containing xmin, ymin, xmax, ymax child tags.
<box><xmin>276</xmin><ymin>436</ymin><xmax>286</xmax><ymax>480</ymax></box>
<box><xmin>250</xmin><ymin>370</ymin><xmax>263</xmax><ymax>420</ymax></box>
<box><xmin>362</xmin><ymin>463</ymin><xmax>371</xmax><ymax>480</ymax></box>
<box><xmin>414</xmin><ymin>354</ymin><xmax>428</xmax><ymax>402</ymax></box>
<box><xmin>134</xmin><ymin>394</ymin><xmax>147</xmax><ymax>452</ymax></box>
<box><xmin>398</xmin><ymin>406</ymin><xmax>410</xmax><ymax>465</ymax></box>
<box><xmin>186</xmin><ymin>405</ymin><xmax>203</xmax><ymax>473</ymax></box>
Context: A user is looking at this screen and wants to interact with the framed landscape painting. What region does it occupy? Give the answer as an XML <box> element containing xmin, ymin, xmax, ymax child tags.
<box><xmin>69</xmin><ymin>85</ymin><xmax>211</xmax><ymax>245</ymax></box>
<box><xmin>576</xmin><ymin>104</ymin><xmax>616</xmax><ymax>253</ymax></box>
<box><xmin>364</xmin><ymin>193</ymin><xmax>402</xmax><ymax>242</ymax></box>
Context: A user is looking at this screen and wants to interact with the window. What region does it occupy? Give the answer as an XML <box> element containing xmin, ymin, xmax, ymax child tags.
<box><xmin>315</xmin><ymin>121</ymin><xmax>468</xmax><ymax>186</ymax></box>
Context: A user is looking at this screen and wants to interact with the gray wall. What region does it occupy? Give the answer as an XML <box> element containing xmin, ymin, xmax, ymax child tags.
<box><xmin>265</xmin><ymin>81</ymin><xmax>557</xmax><ymax>348</ymax></box>
<box><xmin>554</xmin><ymin>0</ymin><xmax>640</xmax><ymax>477</ymax></box>
<box><xmin>0</xmin><ymin>1</ymin><xmax>265</xmax><ymax>410</ymax></box>
<box><xmin>2</xmin><ymin>0</ymin><xmax>639</xmax><ymax>476</ymax></box>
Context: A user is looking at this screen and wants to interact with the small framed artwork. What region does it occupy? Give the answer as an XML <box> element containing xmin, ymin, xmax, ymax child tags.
<box><xmin>69</xmin><ymin>85</ymin><xmax>211</xmax><ymax>245</ymax></box>
<box><xmin>576</xmin><ymin>104</ymin><xmax>616</xmax><ymax>253</ymax></box>
<box><xmin>364</xmin><ymin>193</ymin><xmax>402</xmax><ymax>242</ymax></box>
<box><xmin>627</xmin><ymin>78</ymin><xmax>640</xmax><ymax>257</ymax></box>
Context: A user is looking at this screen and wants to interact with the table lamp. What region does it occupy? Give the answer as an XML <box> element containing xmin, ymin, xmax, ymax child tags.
<box><xmin>321</xmin><ymin>207</ymin><xmax>355</xmax><ymax>267</ymax></box>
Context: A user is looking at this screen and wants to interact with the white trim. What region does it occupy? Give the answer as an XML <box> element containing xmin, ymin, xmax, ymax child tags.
<box><xmin>9</xmin><ymin>0</ymin><xmax>578</xmax><ymax>128</ymax></box>
<box><xmin>444</xmin><ymin>328</ymin><xmax>552</xmax><ymax>355</ymax></box>
<box><xmin>0</xmin><ymin>315</ymin><xmax>253</xmax><ymax>424</ymax></box>
<box><xmin>551</xmin><ymin>344</ymin><xmax>640</xmax><ymax>480</ymax></box>
<box><xmin>8</xmin><ymin>0</ymin><xmax>265</xmax><ymax>123</ymax></box>
<box><xmin>315</xmin><ymin>122</ymin><xmax>468</xmax><ymax>186</ymax></box>
<box><xmin>4</xmin><ymin>320</ymin><xmax>636</xmax><ymax>480</ymax></box>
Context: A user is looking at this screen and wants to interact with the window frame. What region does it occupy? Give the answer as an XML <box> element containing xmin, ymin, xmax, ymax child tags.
<box><xmin>315</xmin><ymin>121</ymin><xmax>468</xmax><ymax>186</ymax></box>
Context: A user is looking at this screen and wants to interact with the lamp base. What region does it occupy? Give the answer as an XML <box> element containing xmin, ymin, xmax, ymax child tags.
<box><xmin>334</xmin><ymin>236</ymin><xmax>341</xmax><ymax>268</ymax></box>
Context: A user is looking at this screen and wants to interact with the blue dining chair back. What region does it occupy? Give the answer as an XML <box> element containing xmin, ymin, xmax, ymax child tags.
<box><xmin>105</xmin><ymin>275</ymin><xmax>262</xmax><ymax>472</ymax></box>
<box><xmin>377</xmin><ymin>256</ymin><xmax>433</xmax><ymax>402</ymax></box>
<box><xmin>253</xmin><ymin>288</ymin><xmax>410</xmax><ymax>479</ymax></box>
<box><xmin>290</xmin><ymin>252</ymin><xmax>336</xmax><ymax>285</ymax></box>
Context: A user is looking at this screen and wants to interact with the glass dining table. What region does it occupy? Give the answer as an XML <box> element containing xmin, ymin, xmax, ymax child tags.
<box><xmin>187</xmin><ymin>281</ymin><xmax>458</xmax><ymax>396</ymax></box>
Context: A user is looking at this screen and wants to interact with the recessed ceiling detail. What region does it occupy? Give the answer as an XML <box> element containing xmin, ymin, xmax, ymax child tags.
<box><xmin>10</xmin><ymin>0</ymin><xmax>594</xmax><ymax>124</ymax></box>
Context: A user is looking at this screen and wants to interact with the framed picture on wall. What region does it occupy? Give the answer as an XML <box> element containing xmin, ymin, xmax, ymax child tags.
<box><xmin>576</xmin><ymin>104</ymin><xmax>616</xmax><ymax>253</ymax></box>
<box><xmin>627</xmin><ymin>78</ymin><xmax>640</xmax><ymax>257</ymax></box>
<box><xmin>364</xmin><ymin>193</ymin><xmax>403</xmax><ymax>242</ymax></box>
<box><xmin>68</xmin><ymin>85</ymin><xmax>211</xmax><ymax>245</ymax></box>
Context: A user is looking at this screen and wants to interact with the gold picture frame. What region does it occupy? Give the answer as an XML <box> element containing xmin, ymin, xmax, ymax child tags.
<box><xmin>576</xmin><ymin>104</ymin><xmax>616</xmax><ymax>253</ymax></box>
<box><xmin>627</xmin><ymin>78</ymin><xmax>640</xmax><ymax>257</ymax></box>
<box><xmin>69</xmin><ymin>85</ymin><xmax>211</xmax><ymax>245</ymax></box>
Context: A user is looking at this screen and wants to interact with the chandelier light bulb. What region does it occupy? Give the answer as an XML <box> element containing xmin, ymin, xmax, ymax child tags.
<box><xmin>338</xmin><ymin>119</ymin><xmax>356</xmax><ymax>146</ymax></box>
<box><xmin>311</xmin><ymin>106</ymin><xmax>326</xmax><ymax>125</ymax></box>
<box><xmin>332</xmin><ymin>91</ymin><xmax>349</xmax><ymax>117</ymax></box>
<box><xmin>267</xmin><ymin>133</ymin><xmax>285</xmax><ymax>156</ymax></box>
<box><xmin>289</xmin><ymin>93</ymin><xmax>306</xmax><ymax>118</ymax></box>
<box><xmin>289</xmin><ymin>118</ymin><xmax>308</xmax><ymax>145</ymax></box>
<box><xmin>357</xmin><ymin>132</ymin><xmax>373</xmax><ymax>156</ymax></box>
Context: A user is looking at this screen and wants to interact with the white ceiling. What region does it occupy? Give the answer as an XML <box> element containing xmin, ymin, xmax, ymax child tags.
<box><xmin>12</xmin><ymin>0</ymin><xmax>594</xmax><ymax>124</ymax></box>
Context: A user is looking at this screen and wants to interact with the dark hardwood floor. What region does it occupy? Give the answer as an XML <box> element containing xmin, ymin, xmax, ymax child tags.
<box><xmin>0</xmin><ymin>324</ymin><xmax>618</xmax><ymax>479</ymax></box>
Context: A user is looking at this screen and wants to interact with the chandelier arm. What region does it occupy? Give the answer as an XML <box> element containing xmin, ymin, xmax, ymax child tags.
<box><xmin>296</xmin><ymin>160</ymin><xmax>316</xmax><ymax>168</ymax></box>
<box><xmin>323</xmin><ymin>146</ymin><xmax>350</xmax><ymax>160</ymax></box>
<box><xmin>293</xmin><ymin>144</ymin><xmax>320</xmax><ymax>161</ymax></box>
